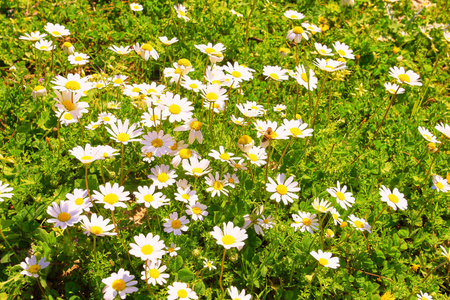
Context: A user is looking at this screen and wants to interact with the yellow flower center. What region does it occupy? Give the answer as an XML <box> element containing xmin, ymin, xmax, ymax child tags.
<box><xmin>80</xmin><ymin>155</ymin><xmax>92</xmax><ymax>161</ymax></box>
<box><xmin>205</xmin><ymin>47</ymin><xmax>216</xmax><ymax>54</ymax></box>
<box><xmin>63</xmin><ymin>42</ymin><xmax>72</xmax><ymax>48</ymax></box>
<box><xmin>302</xmin><ymin>218</ymin><xmax>311</xmax><ymax>226</ymax></box>
<box><xmin>64</xmin><ymin>81</ymin><xmax>81</xmax><ymax>91</ymax></box>
<box><xmin>174</xmin><ymin>68</ymin><xmax>182</xmax><ymax>74</ymax></box>
<box><xmin>75</xmin><ymin>56</ymin><xmax>83</xmax><ymax>61</ymax></box>
<box><xmin>146</xmin><ymin>152</ymin><xmax>153</xmax><ymax>158</ymax></box>
<box><xmin>189</xmin><ymin>83</ymin><xmax>198</xmax><ymax>89</ymax></box>
<box><xmin>206</xmin><ymin>92</ymin><xmax>218</xmax><ymax>101</ymax></box>
<box><xmin>190</xmin><ymin>121</ymin><xmax>203</xmax><ymax>131</ymax></box>
<box><xmin>40</xmin><ymin>45</ymin><xmax>49</xmax><ymax>50</ymax></box>
<box><xmin>301</xmin><ymin>73</ymin><xmax>308</xmax><ymax>82</ymax></box>
<box><xmin>212</xmin><ymin>80</ymin><xmax>221</xmax><ymax>85</ymax></box>
<box><xmin>219</xmin><ymin>153</ymin><xmax>231</xmax><ymax>160</ymax></box>
<box><xmin>336</xmin><ymin>191</ymin><xmax>345</xmax><ymax>201</ymax></box>
<box><xmin>168</xmin><ymin>247</ymin><xmax>174</xmax><ymax>253</ymax></box>
<box><xmin>147</xmin><ymin>88</ymin><xmax>157</xmax><ymax>94</ymax></box>
<box><xmin>325</xmin><ymin>65</ymin><xmax>335</xmax><ymax>70</ymax></box>
<box><xmin>337</xmin><ymin>57</ymin><xmax>346</xmax><ymax>63</ymax></box>
<box><xmin>276</xmin><ymin>184</ymin><xmax>288</xmax><ymax>195</ymax></box>
<box><xmin>52</xmin><ymin>31</ymin><xmax>61</xmax><ymax>36</ymax></box>
<box><xmin>354</xmin><ymin>220</ymin><xmax>364</xmax><ymax>228</ymax></box>
<box><xmin>177</xmin><ymin>289</ymin><xmax>188</xmax><ymax>298</ymax></box>
<box><xmin>182</xmin><ymin>194</ymin><xmax>190</xmax><ymax>200</ymax></box>
<box><xmin>34</xmin><ymin>85</ymin><xmax>45</xmax><ymax>91</ymax></box>
<box><xmin>171</xmin><ymin>220</ymin><xmax>182</xmax><ymax>229</ymax></box>
<box><xmin>149</xmin><ymin>269</ymin><xmax>160</xmax><ymax>278</ymax></box>
<box><xmin>169</xmin><ymin>104</ymin><xmax>181</xmax><ymax>114</ymax></box>
<box><xmin>179</xmin><ymin>10</ymin><xmax>186</xmax><ymax>16</ymax></box>
<box><xmin>326</xmin><ymin>229</ymin><xmax>334</xmax><ymax>236</ymax></box>
<box><xmin>133</xmin><ymin>5</ymin><xmax>140</xmax><ymax>9</ymax></box>
<box><xmin>104</xmin><ymin>193</ymin><xmax>119</xmax><ymax>205</ymax></box>
<box><xmin>231</xmin><ymin>71</ymin><xmax>242</xmax><ymax>78</ymax></box>
<box><xmin>91</xmin><ymin>226</ymin><xmax>103</xmax><ymax>235</ymax></box>
<box><xmin>238</xmin><ymin>135</ymin><xmax>253</xmax><ymax>145</ymax></box>
<box><xmin>179</xmin><ymin>149</ymin><xmax>192</xmax><ymax>159</ymax></box>
<box><xmin>75</xmin><ymin>198</ymin><xmax>84</xmax><ymax>205</ymax></box>
<box><xmin>234</xmin><ymin>164</ymin><xmax>241</xmax><ymax>169</ymax></box>
<box><xmin>270</xmin><ymin>73</ymin><xmax>279</xmax><ymax>80</ymax></box>
<box><xmin>117</xmin><ymin>133</ymin><xmax>130</xmax><ymax>142</ymax></box>
<box><xmin>388</xmin><ymin>194</ymin><xmax>399</xmax><ymax>203</ymax></box>
<box><xmin>141</xmin><ymin>44</ymin><xmax>153</xmax><ymax>51</ymax></box>
<box><xmin>152</xmin><ymin>138</ymin><xmax>163</xmax><ymax>148</ymax></box>
<box><xmin>64</xmin><ymin>113</ymin><xmax>73</xmax><ymax>120</ymax></box>
<box><xmin>319</xmin><ymin>258</ymin><xmax>329</xmax><ymax>266</ymax></box>
<box><xmin>192</xmin><ymin>167</ymin><xmax>203</xmax><ymax>174</ymax></box>
<box><xmin>317</xmin><ymin>205</ymin><xmax>327</xmax><ymax>212</ymax></box>
<box><xmin>112</xmin><ymin>279</ymin><xmax>126</xmax><ymax>291</ymax></box>
<box><xmin>436</xmin><ymin>182</ymin><xmax>444</xmax><ymax>189</ymax></box>
<box><xmin>57</xmin><ymin>212</ymin><xmax>71</xmax><ymax>222</ymax></box>
<box><xmin>178</xmin><ymin>58</ymin><xmax>191</xmax><ymax>67</ymax></box>
<box><xmin>318</xmin><ymin>49</ymin><xmax>326</xmax><ymax>55</ymax></box>
<box><xmin>141</xmin><ymin>245</ymin><xmax>153</xmax><ymax>255</ymax></box>
<box><xmin>291</xmin><ymin>14</ymin><xmax>298</xmax><ymax>19</ymax></box>
<box><xmin>264</xmin><ymin>219</ymin><xmax>269</xmax><ymax>224</ymax></box>
<box><xmin>398</xmin><ymin>74</ymin><xmax>410</xmax><ymax>83</ymax></box>
<box><xmin>250</xmin><ymin>106</ymin><xmax>259</xmax><ymax>110</ymax></box>
<box><xmin>222</xmin><ymin>234</ymin><xmax>236</xmax><ymax>245</ymax></box>
<box><xmin>293</xmin><ymin>26</ymin><xmax>304</xmax><ymax>34</ymax></box>
<box><xmin>337</xmin><ymin>50</ymin><xmax>346</xmax><ymax>56</ymax></box>
<box><xmin>61</xmin><ymin>100</ymin><xmax>75</xmax><ymax>111</ymax></box>
<box><xmin>248</xmin><ymin>154</ymin><xmax>258</xmax><ymax>162</ymax></box>
<box><xmin>157</xmin><ymin>173</ymin><xmax>169</xmax><ymax>183</ymax></box>
<box><xmin>213</xmin><ymin>181</ymin><xmax>224</xmax><ymax>190</ymax></box>
<box><xmin>290</xmin><ymin>128</ymin><xmax>303</xmax><ymax>137</ymax></box>
<box><xmin>28</xmin><ymin>264</ymin><xmax>41</xmax><ymax>274</ymax></box>
<box><xmin>192</xmin><ymin>207</ymin><xmax>202</xmax><ymax>215</ymax></box>
<box><xmin>144</xmin><ymin>194</ymin><xmax>154</xmax><ymax>203</ymax></box>
<box><xmin>228</xmin><ymin>178</ymin><xmax>235</xmax><ymax>183</ymax></box>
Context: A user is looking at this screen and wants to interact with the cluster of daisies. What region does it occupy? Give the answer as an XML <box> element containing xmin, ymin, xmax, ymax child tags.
<box><xmin>11</xmin><ymin>2</ymin><xmax>450</xmax><ymax>299</ymax></box>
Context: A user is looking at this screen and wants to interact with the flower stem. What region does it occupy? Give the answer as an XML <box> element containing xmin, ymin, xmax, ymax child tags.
<box><xmin>244</xmin><ymin>0</ymin><xmax>258</xmax><ymax>50</ymax></box>
<box><xmin>93</xmin><ymin>235</ymin><xmax>98</xmax><ymax>272</ymax></box>
<box><xmin>219</xmin><ymin>249</ymin><xmax>227</xmax><ymax>300</ymax></box>
<box><xmin>120</xmin><ymin>144</ymin><xmax>125</xmax><ymax>184</ymax></box>
<box><xmin>276</xmin><ymin>138</ymin><xmax>293</xmax><ymax>169</ymax></box>
<box><xmin>370</xmin><ymin>204</ymin><xmax>389</xmax><ymax>233</ymax></box>
<box><xmin>350</xmin><ymin>85</ymin><xmax>401</xmax><ymax>165</ymax></box>
<box><xmin>311</xmin><ymin>73</ymin><xmax>329</xmax><ymax>128</ymax></box>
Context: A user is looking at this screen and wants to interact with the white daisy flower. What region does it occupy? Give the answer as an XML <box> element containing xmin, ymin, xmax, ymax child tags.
<box><xmin>416</xmin><ymin>291</ymin><xmax>433</xmax><ymax>300</ymax></box>
<box><xmin>281</xmin><ymin>119</ymin><xmax>314</xmax><ymax>138</ymax></box>
<box><xmin>133</xmin><ymin>42</ymin><xmax>159</xmax><ymax>61</ymax></box>
<box><xmin>295</xmin><ymin>65</ymin><xmax>318</xmax><ymax>90</ymax></box>
<box><xmin>163</xmin><ymin>212</ymin><xmax>190</xmax><ymax>235</ymax></box>
<box><xmin>313</xmin><ymin>58</ymin><xmax>347</xmax><ymax>72</ymax></box>
<box><xmin>130</xmin><ymin>3</ymin><xmax>143</xmax><ymax>11</ymax></box>
<box><xmin>284</xmin><ymin>10</ymin><xmax>305</xmax><ymax>20</ymax></box>
<box><xmin>19</xmin><ymin>31</ymin><xmax>47</xmax><ymax>41</ymax></box>
<box><xmin>262</xmin><ymin>65</ymin><xmax>289</xmax><ymax>81</ymax></box>
<box><xmin>228</xmin><ymin>286</ymin><xmax>251</xmax><ymax>300</ymax></box>
<box><xmin>291</xmin><ymin>211</ymin><xmax>319</xmax><ymax>234</ymax></box>
<box><xmin>51</xmin><ymin>73</ymin><xmax>91</xmax><ymax>93</ymax></box>
<box><xmin>186</xmin><ymin>202</ymin><xmax>208</xmax><ymax>221</ymax></box>
<box><xmin>141</xmin><ymin>260</ymin><xmax>170</xmax><ymax>286</ymax></box>
<box><xmin>80</xmin><ymin>213</ymin><xmax>116</xmax><ymax>237</ymax></box>
<box><xmin>20</xmin><ymin>256</ymin><xmax>50</xmax><ymax>278</ymax></box>
<box><xmin>106</xmin><ymin>119</ymin><xmax>143</xmax><ymax>144</ymax></box>
<box><xmin>175</xmin><ymin>186</ymin><xmax>198</xmax><ymax>204</ymax></box>
<box><xmin>379</xmin><ymin>186</ymin><xmax>408</xmax><ymax>211</ymax></box>
<box><xmin>0</xmin><ymin>181</ymin><xmax>13</xmax><ymax>202</ymax></box>
<box><xmin>432</xmin><ymin>175</ymin><xmax>450</xmax><ymax>192</ymax></box>
<box><xmin>244</xmin><ymin>146</ymin><xmax>267</xmax><ymax>167</ymax></box>
<box><xmin>389</xmin><ymin>66</ymin><xmax>422</xmax><ymax>86</ymax></box>
<box><xmin>348</xmin><ymin>214</ymin><xmax>371</xmax><ymax>233</ymax></box>
<box><xmin>108</xmin><ymin>45</ymin><xmax>132</xmax><ymax>55</ymax></box>
<box><xmin>327</xmin><ymin>181</ymin><xmax>355</xmax><ymax>210</ymax></box>
<box><xmin>209</xmin><ymin>146</ymin><xmax>237</xmax><ymax>163</ymax></box>
<box><xmin>205</xmin><ymin>172</ymin><xmax>229</xmax><ymax>197</ymax></box>
<box><xmin>159</xmin><ymin>36</ymin><xmax>178</xmax><ymax>46</ymax></box>
<box><xmin>166</xmin><ymin>243</ymin><xmax>180</xmax><ymax>257</ymax></box>
<box><xmin>435</xmin><ymin>122</ymin><xmax>450</xmax><ymax>139</ymax></box>
<box><xmin>167</xmin><ymin>282</ymin><xmax>198</xmax><ymax>300</ymax></box>
<box><xmin>44</xmin><ymin>22</ymin><xmax>70</xmax><ymax>37</ymax></box>
<box><xmin>102</xmin><ymin>269</ymin><xmax>138</xmax><ymax>300</ymax></box>
<box><xmin>160</xmin><ymin>92</ymin><xmax>194</xmax><ymax>123</ymax></box>
<box><xmin>210</xmin><ymin>221</ymin><xmax>248</xmax><ymax>250</ymax></box>
<box><xmin>203</xmin><ymin>258</ymin><xmax>216</xmax><ymax>271</ymax></box>
<box><xmin>66</xmin><ymin>189</ymin><xmax>91</xmax><ymax>212</ymax></box>
<box><xmin>98</xmin><ymin>112</ymin><xmax>117</xmax><ymax>125</ymax></box>
<box><xmin>174</xmin><ymin>4</ymin><xmax>190</xmax><ymax>21</ymax></box>
<box><xmin>68</xmin><ymin>52</ymin><xmax>90</xmax><ymax>65</ymax></box>
<box><xmin>310</xmin><ymin>250</ymin><xmax>340</xmax><ymax>269</ymax></box>
<box><xmin>182</xmin><ymin>157</ymin><xmax>212</xmax><ymax>177</ymax></box>
<box><xmin>418</xmin><ymin>126</ymin><xmax>441</xmax><ymax>143</ymax></box>
<box><xmin>384</xmin><ymin>82</ymin><xmax>406</xmax><ymax>94</ymax></box>
<box><xmin>224</xmin><ymin>173</ymin><xmax>240</xmax><ymax>188</ymax></box>
<box><xmin>129</xmin><ymin>233</ymin><xmax>166</xmax><ymax>261</ymax></box>
<box><xmin>47</xmin><ymin>200</ymin><xmax>82</xmax><ymax>229</ymax></box>
<box><xmin>329</xmin><ymin>208</ymin><xmax>343</xmax><ymax>225</ymax></box>
<box><xmin>333</xmin><ymin>41</ymin><xmax>355</xmax><ymax>59</ymax></box>
<box><xmin>92</xmin><ymin>182</ymin><xmax>130</xmax><ymax>211</ymax></box>
<box><xmin>302</xmin><ymin>22</ymin><xmax>322</xmax><ymax>33</ymax></box>
<box><xmin>312</xmin><ymin>198</ymin><xmax>332</xmax><ymax>213</ymax></box>
<box><xmin>266</xmin><ymin>173</ymin><xmax>300</xmax><ymax>205</ymax></box>
<box><xmin>286</xmin><ymin>26</ymin><xmax>310</xmax><ymax>43</ymax></box>
<box><xmin>148</xmin><ymin>164</ymin><xmax>178</xmax><ymax>189</ymax></box>
<box><xmin>140</xmin><ymin>130</ymin><xmax>175</xmax><ymax>157</ymax></box>
<box><xmin>134</xmin><ymin>185</ymin><xmax>169</xmax><ymax>209</ymax></box>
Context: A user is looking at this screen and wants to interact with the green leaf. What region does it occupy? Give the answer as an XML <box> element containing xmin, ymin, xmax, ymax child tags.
<box><xmin>178</xmin><ymin>268</ymin><xmax>195</xmax><ymax>282</ymax></box>
<box><xmin>194</xmin><ymin>282</ymin><xmax>206</xmax><ymax>295</ymax></box>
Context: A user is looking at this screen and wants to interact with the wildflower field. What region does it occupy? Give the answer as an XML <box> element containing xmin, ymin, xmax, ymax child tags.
<box><xmin>1</xmin><ymin>0</ymin><xmax>450</xmax><ymax>299</ymax></box>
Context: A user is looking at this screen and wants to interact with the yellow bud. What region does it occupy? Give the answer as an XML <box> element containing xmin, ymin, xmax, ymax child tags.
<box><xmin>393</xmin><ymin>46</ymin><xmax>400</xmax><ymax>54</ymax></box>
<box><xmin>340</xmin><ymin>221</ymin><xmax>348</xmax><ymax>228</ymax></box>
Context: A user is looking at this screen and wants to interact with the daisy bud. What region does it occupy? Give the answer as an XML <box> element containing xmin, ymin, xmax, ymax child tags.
<box><xmin>9</xmin><ymin>65</ymin><xmax>16</xmax><ymax>72</ymax></box>
<box><xmin>32</xmin><ymin>85</ymin><xmax>47</xmax><ymax>100</ymax></box>
<box><xmin>279</xmin><ymin>47</ymin><xmax>290</xmax><ymax>58</ymax></box>
<box><xmin>427</xmin><ymin>142</ymin><xmax>438</xmax><ymax>153</ymax></box>
<box><xmin>393</xmin><ymin>46</ymin><xmax>400</xmax><ymax>54</ymax></box>
<box><xmin>396</xmin><ymin>55</ymin><xmax>404</xmax><ymax>62</ymax></box>
<box><xmin>356</xmin><ymin>54</ymin><xmax>361</xmax><ymax>60</ymax></box>
<box><xmin>177</xmin><ymin>58</ymin><xmax>192</xmax><ymax>75</ymax></box>
<box><xmin>305</xmin><ymin>275</ymin><xmax>313</xmax><ymax>282</ymax></box>
<box><xmin>340</xmin><ymin>221</ymin><xmax>348</xmax><ymax>228</ymax></box>
<box><xmin>325</xmin><ymin>229</ymin><xmax>334</xmax><ymax>238</ymax></box>
<box><xmin>295</xmin><ymin>113</ymin><xmax>302</xmax><ymax>120</ymax></box>
<box><xmin>62</xmin><ymin>41</ymin><xmax>74</xmax><ymax>54</ymax></box>
<box><xmin>237</xmin><ymin>135</ymin><xmax>254</xmax><ymax>153</ymax></box>
<box><xmin>192</xmin><ymin>249</ymin><xmax>201</xmax><ymax>257</ymax></box>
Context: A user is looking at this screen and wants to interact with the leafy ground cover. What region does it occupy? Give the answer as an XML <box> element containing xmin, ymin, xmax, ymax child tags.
<box><xmin>0</xmin><ymin>0</ymin><xmax>449</xmax><ymax>299</ymax></box>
